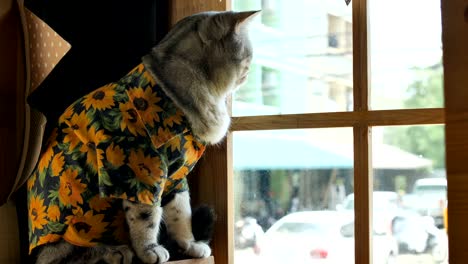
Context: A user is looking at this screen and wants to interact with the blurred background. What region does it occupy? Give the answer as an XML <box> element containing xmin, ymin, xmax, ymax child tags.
<box><xmin>232</xmin><ymin>0</ymin><xmax>446</xmax><ymax>263</ymax></box>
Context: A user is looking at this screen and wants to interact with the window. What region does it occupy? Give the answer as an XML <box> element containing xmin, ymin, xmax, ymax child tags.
<box><xmin>167</xmin><ymin>1</ymin><xmax>468</xmax><ymax>264</ymax></box>
<box><xmin>230</xmin><ymin>0</ymin><xmax>446</xmax><ymax>264</ymax></box>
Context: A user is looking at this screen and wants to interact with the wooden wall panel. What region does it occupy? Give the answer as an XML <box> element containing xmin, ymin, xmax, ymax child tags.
<box><xmin>0</xmin><ymin>0</ymin><xmax>25</xmax><ymax>204</ymax></box>
<box><xmin>442</xmin><ymin>0</ymin><xmax>468</xmax><ymax>263</ymax></box>
<box><xmin>169</xmin><ymin>0</ymin><xmax>230</xmax><ymax>26</ymax></box>
<box><xmin>168</xmin><ymin>2</ymin><xmax>230</xmax><ymax>264</ymax></box>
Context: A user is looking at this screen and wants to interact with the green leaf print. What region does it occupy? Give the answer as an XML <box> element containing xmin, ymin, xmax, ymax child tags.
<box><xmin>47</xmin><ymin>222</ymin><xmax>66</xmax><ymax>233</ymax></box>
<box><xmin>39</xmin><ymin>170</ymin><xmax>46</xmax><ymax>188</ymax></box>
<box><xmin>113</xmin><ymin>90</ymin><xmax>128</xmax><ymax>102</ymax></box>
<box><xmin>99</xmin><ymin>170</ymin><xmax>113</xmax><ymax>186</ymax></box>
<box><xmin>48</xmin><ymin>190</ymin><xmax>59</xmax><ymax>202</ymax></box>
<box><xmin>31</xmin><ymin>236</ymin><xmax>37</xmax><ymax>247</ymax></box>
<box><xmin>71</xmin><ymin>150</ymin><xmax>84</xmax><ymax>161</ymax></box>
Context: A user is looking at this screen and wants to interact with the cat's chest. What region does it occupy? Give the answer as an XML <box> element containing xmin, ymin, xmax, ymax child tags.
<box><xmin>187</xmin><ymin>104</ymin><xmax>230</xmax><ymax>145</ymax></box>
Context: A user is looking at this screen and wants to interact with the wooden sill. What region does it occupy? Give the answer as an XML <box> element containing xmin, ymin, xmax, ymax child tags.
<box><xmin>167</xmin><ymin>256</ymin><xmax>214</xmax><ymax>264</ymax></box>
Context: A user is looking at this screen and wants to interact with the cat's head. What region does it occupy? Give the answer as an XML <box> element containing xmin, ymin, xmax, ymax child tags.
<box><xmin>148</xmin><ymin>10</ymin><xmax>259</xmax><ymax>97</ymax></box>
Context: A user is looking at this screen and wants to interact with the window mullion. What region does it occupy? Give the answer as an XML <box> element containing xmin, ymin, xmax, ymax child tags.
<box><xmin>353</xmin><ymin>125</ymin><xmax>373</xmax><ymax>264</ymax></box>
<box><xmin>353</xmin><ymin>0</ymin><xmax>371</xmax><ymax>264</ymax></box>
<box><xmin>353</xmin><ymin>0</ymin><xmax>369</xmax><ymax>112</ymax></box>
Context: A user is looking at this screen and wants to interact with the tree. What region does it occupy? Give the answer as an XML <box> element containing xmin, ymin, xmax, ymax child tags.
<box><xmin>383</xmin><ymin>62</ymin><xmax>445</xmax><ymax>169</ymax></box>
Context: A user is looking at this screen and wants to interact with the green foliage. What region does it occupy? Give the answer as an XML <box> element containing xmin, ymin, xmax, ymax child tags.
<box><xmin>404</xmin><ymin>64</ymin><xmax>444</xmax><ymax>108</ymax></box>
<box><xmin>384</xmin><ymin>63</ymin><xmax>445</xmax><ymax>169</ymax></box>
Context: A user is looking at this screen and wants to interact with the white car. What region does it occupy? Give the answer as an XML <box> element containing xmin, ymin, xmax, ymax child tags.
<box><xmin>255</xmin><ymin>211</ymin><xmax>398</xmax><ymax>264</ymax></box>
<box><xmin>403</xmin><ymin>177</ymin><xmax>447</xmax><ymax>228</ymax></box>
<box><xmin>338</xmin><ymin>191</ymin><xmax>400</xmax><ymax>236</ymax></box>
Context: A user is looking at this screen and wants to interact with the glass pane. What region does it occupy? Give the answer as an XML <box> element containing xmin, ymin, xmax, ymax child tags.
<box><xmin>372</xmin><ymin>125</ymin><xmax>448</xmax><ymax>264</ymax></box>
<box><xmin>232</xmin><ymin>0</ymin><xmax>353</xmax><ymax>116</ymax></box>
<box><xmin>233</xmin><ymin>128</ymin><xmax>356</xmax><ymax>264</ymax></box>
<box><xmin>369</xmin><ymin>0</ymin><xmax>444</xmax><ymax>110</ymax></box>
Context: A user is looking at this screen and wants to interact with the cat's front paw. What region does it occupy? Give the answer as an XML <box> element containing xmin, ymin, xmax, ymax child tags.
<box><xmin>138</xmin><ymin>244</ymin><xmax>170</xmax><ymax>264</ymax></box>
<box><xmin>185</xmin><ymin>241</ymin><xmax>211</xmax><ymax>258</ymax></box>
<box><xmin>103</xmin><ymin>245</ymin><xmax>134</xmax><ymax>264</ymax></box>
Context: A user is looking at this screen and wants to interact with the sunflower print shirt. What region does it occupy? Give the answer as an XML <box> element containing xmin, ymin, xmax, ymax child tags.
<box><xmin>27</xmin><ymin>64</ymin><xmax>206</xmax><ymax>253</ymax></box>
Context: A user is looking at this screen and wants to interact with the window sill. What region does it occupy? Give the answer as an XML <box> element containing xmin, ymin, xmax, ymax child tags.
<box><xmin>168</xmin><ymin>256</ymin><xmax>214</xmax><ymax>264</ymax></box>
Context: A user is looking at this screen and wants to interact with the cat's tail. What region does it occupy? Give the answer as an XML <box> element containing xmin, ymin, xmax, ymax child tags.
<box><xmin>192</xmin><ymin>204</ymin><xmax>216</xmax><ymax>242</ymax></box>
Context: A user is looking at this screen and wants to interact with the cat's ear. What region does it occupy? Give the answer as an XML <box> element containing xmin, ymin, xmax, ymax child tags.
<box><xmin>199</xmin><ymin>10</ymin><xmax>260</xmax><ymax>43</ymax></box>
<box><xmin>233</xmin><ymin>10</ymin><xmax>261</xmax><ymax>34</ymax></box>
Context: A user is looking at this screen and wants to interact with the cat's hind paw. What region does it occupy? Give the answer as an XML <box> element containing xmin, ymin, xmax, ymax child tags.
<box><xmin>139</xmin><ymin>244</ymin><xmax>170</xmax><ymax>264</ymax></box>
<box><xmin>185</xmin><ymin>241</ymin><xmax>211</xmax><ymax>258</ymax></box>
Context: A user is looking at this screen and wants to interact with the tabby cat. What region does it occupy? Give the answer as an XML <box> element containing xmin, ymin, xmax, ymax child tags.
<box><xmin>27</xmin><ymin>10</ymin><xmax>258</xmax><ymax>264</ymax></box>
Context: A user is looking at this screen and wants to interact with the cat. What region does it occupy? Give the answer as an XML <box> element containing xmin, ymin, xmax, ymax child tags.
<box><xmin>27</xmin><ymin>10</ymin><xmax>258</xmax><ymax>264</ymax></box>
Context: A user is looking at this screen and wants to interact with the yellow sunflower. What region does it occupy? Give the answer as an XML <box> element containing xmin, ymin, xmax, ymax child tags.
<box><xmin>63</xmin><ymin>112</ymin><xmax>91</xmax><ymax>151</ymax></box>
<box><xmin>163</xmin><ymin>179</ymin><xmax>174</xmax><ymax>193</ymax></box>
<box><xmin>58</xmin><ymin>168</ymin><xmax>86</xmax><ymax>207</ymax></box>
<box><xmin>81</xmin><ymin>84</ymin><xmax>116</xmax><ymax>111</ymax></box>
<box><xmin>105</xmin><ymin>143</ymin><xmax>125</xmax><ymax>168</ymax></box>
<box><xmin>128</xmin><ymin>149</ymin><xmax>163</xmax><ymax>186</ymax></box>
<box><xmin>119</xmin><ymin>101</ymin><xmax>147</xmax><ymax>136</ymax></box>
<box><xmin>79</xmin><ymin>126</ymin><xmax>108</xmax><ymax>172</ymax></box>
<box><xmin>72</xmin><ymin>207</ymin><xmax>84</xmax><ymax>217</ymax></box>
<box><xmin>63</xmin><ymin>210</ymin><xmax>108</xmax><ymax>247</ymax></box>
<box><xmin>29</xmin><ymin>195</ymin><xmax>47</xmax><ymax>232</ymax></box>
<box><xmin>47</xmin><ymin>204</ymin><xmax>61</xmax><ymax>221</ymax></box>
<box><xmin>27</xmin><ymin>173</ymin><xmax>36</xmax><ymax>191</ymax></box>
<box><xmin>163</xmin><ymin>109</ymin><xmax>184</xmax><ymax>127</ymax></box>
<box><xmin>37</xmin><ymin>234</ymin><xmax>61</xmax><ymax>246</ymax></box>
<box><xmin>59</xmin><ymin>105</ymin><xmax>76</xmax><ymax>123</ymax></box>
<box><xmin>127</xmin><ymin>87</ymin><xmax>162</xmax><ymax>126</ymax></box>
<box><xmin>38</xmin><ymin>146</ymin><xmax>54</xmax><ymax>173</ymax></box>
<box><xmin>143</xmin><ymin>69</ymin><xmax>156</xmax><ymax>86</ymax></box>
<box><xmin>86</xmin><ymin>148</ymin><xmax>104</xmax><ymax>173</ymax></box>
<box><xmin>45</xmin><ymin>128</ymin><xmax>59</xmax><ymax>147</ymax></box>
<box><xmin>183</xmin><ymin>135</ymin><xmax>206</xmax><ymax>165</ymax></box>
<box><xmin>150</xmin><ymin>127</ymin><xmax>175</xmax><ymax>149</ymax></box>
<box><xmin>89</xmin><ymin>195</ymin><xmax>111</xmax><ymax>212</ymax></box>
<box><xmin>166</xmin><ymin>135</ymin><xmax>181</xmax><ymax>152</ymax></box>
<box><xmin>170</xmin><ymin>166</ymin><xmax>189</xmax><ymax>181</ymax></box>
<box><xmin>137</xmin><ymin>189</ymin><xmax>155</xmax><ymax>205</ymax></box>
<box><xmin>50</xmin><ymin>152</ymin><xmax>65</xmax><ymax>177</ymax></box>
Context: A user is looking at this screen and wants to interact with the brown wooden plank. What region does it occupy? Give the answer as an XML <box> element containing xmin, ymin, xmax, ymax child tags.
<box><xmin>353</xmin><ymin>0</ymin><xmax>369</xmax><ymax>112</ymax></box>
<box><xmin>169</xmin><ymin>0</ymin><xmax>230</xmax><ymax>27</ymax></box>
<box><xmin>441</xmin><ymin>0</ymin><xmax>468</xmax><ymax>262</ymax></box>
<box><xmin>353</xmin><ymin>125</ymin><xmax>373</xmax><ymax>264</ymax></box>
<box><xmin>167</xmin><ymin>2</ymin><xmax>231</xmax><ymax>263</ymax></box>
<box><xmin>189</xmin><ymin>136</ymin><xmax>232</xmax><ymax>264</ymax></box>
<box><xmin>352</xmin><ymin>0</ymin><xmax>371</xmax><ymax>262</ymax></box>
<box><xmin>168</xmin><ymin>256</ymin><xmax>215</xmax><ymax>264</ymax></box>
<box><xmin>231</xmin><ymin>108</ymin><xmax>444</xmax><ymax>131</ymax></box>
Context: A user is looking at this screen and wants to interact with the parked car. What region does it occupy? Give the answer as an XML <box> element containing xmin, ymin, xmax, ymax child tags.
<box><xmin>338</xmin><ymin>191</ymin><xmax>448</xmax><ymax>263</ymax></box>
<box><xmin>402</xmin><ymin>177</ymin><xmax>447</xmax><ymax>228</ymax></box>
<box><xmin>255</xmin><ymin>211</ymin><xmax>398</xmax><ymax>264</ymax></box>
<box><xmin>391</xmin><ymin>209</ymin><xmax>448</xmax><ymax>263</ymax></box>
<box><xmin>337</xmin><ymin>191</ymin><xmax>400</xmax><ymax>236</ymax></box>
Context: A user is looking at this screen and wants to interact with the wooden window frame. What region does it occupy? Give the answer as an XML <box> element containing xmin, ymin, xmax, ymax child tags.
<box><xmin>169</xmin><ymin>0</ymin><xmax>467</xmax><ymax>264</ymax></box>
